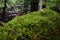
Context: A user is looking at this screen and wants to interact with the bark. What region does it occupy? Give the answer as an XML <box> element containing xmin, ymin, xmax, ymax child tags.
<box><xmin>39</xmin><ymin>0</ymin><xmax>43</xmax><ymax>10</ymax></box>
<box><xmin>2</xmin><ymin>0</ymin><xmax>7</xmax><ymax>21</ymax></box>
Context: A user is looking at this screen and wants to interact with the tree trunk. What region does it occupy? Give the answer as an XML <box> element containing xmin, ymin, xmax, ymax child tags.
<box><xmin>2</xmin><ymin>0</ymin><xmax>7</xmax><ymax>21</ymax></box>
<box><xmin>39</xmin><ymin>0</ymin><xmax>42</xmax><ymax>10</ymax></box>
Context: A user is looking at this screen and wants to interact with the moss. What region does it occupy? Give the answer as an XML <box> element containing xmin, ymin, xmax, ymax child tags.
<box><xmin>0</xmin><ymin>9</ymin><xmax>60</xmax><ymax>40</ymax></box>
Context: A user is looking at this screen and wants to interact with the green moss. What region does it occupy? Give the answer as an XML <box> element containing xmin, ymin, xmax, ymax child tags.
<box><xmin>0</xmin><ymin>9</ymin><xmax>60</xmax><ymax>40</ymax></box>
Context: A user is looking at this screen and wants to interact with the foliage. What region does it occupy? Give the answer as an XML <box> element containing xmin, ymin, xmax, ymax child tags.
<box><xmin>50</xmin><ymin>0</ymin><xmax>60</xmax><ymax>13</ymax></box>
<box><xmin>0</xmin><ymin>0</ymin><xmax>4</xmax><ymax>9</ymax></box>
<box><xmin>50</xmin><ymin>4</ymin><xmax>60</xmax><ymax>13</ymax></box>
<box><xmin>0</xmin><ymin>9</ymin><xmax>60</xmax><ymax>40</ymax></box>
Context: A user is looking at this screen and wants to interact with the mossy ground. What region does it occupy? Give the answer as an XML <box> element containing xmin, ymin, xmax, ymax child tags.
<box><xmin>0</xmin><ymin>9</ymin><xmax>60</xmax><ymax>40</ymax></box>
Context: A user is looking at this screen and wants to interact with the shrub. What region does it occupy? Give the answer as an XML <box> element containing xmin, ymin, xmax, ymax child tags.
<box><xmin>0</xmin><ymin>9</ymin><xmax>60</xmax><ymax>40</ymax></box>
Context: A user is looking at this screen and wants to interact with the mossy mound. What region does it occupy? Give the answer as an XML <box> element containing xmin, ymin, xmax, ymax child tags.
<box><xmin>0</xmin><ymin>9</ymin><xmax>60</xmax><ymax>40</ymax></box>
